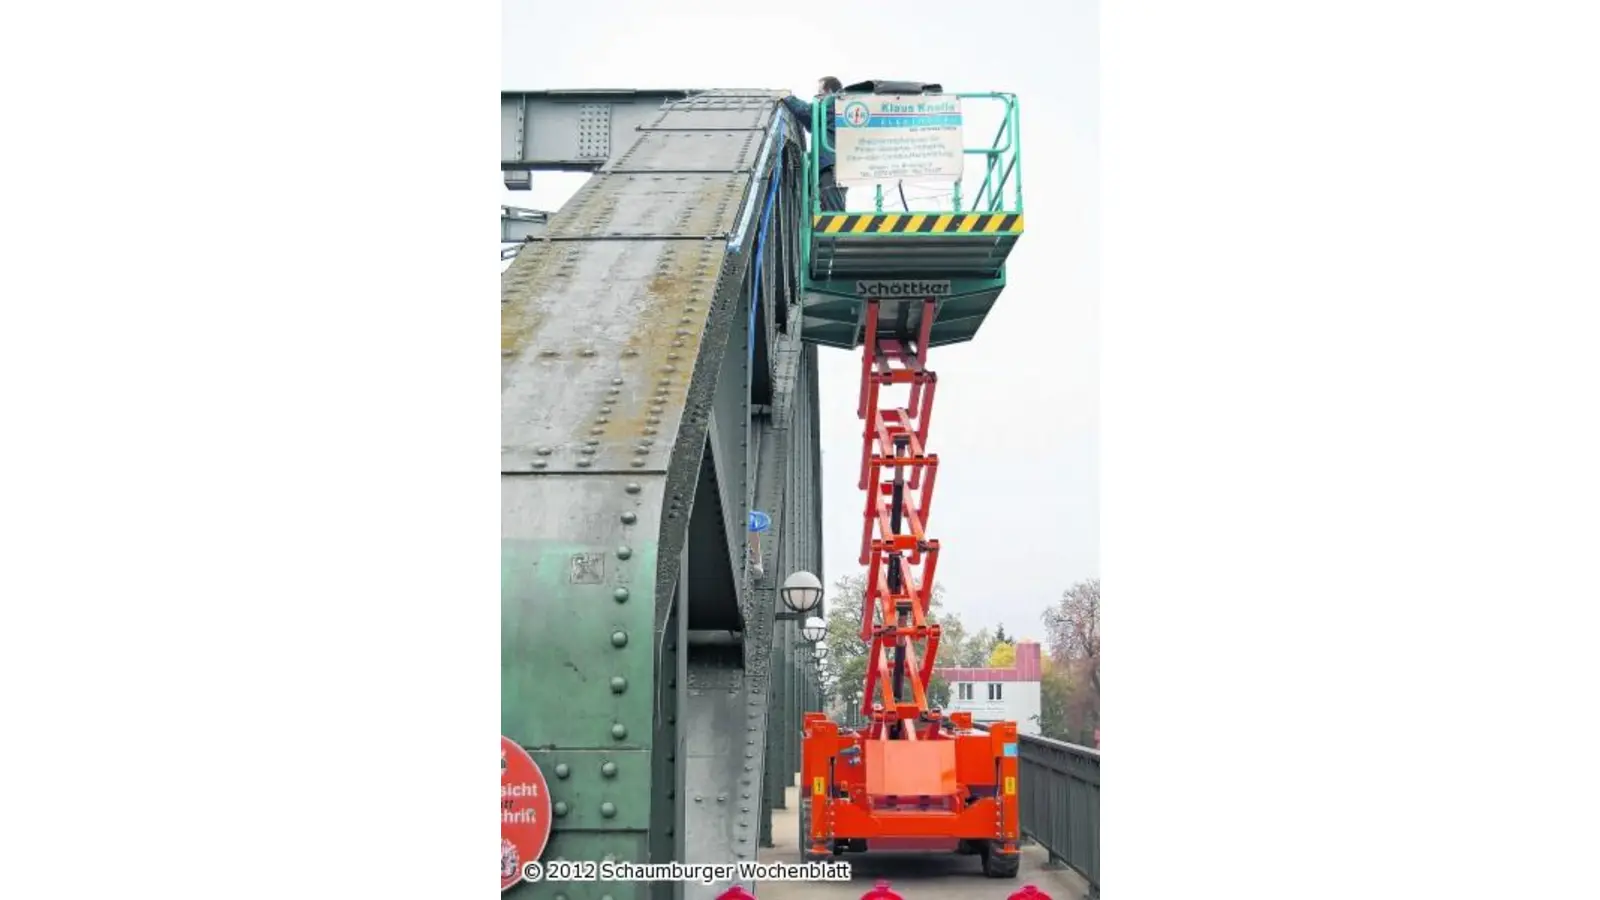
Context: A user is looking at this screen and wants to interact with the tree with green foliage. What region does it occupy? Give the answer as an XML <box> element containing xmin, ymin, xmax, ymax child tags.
<box><xmin>1034</xmin><ymin>656</ymin><xmax>1077</xmax><ymax>740</ymax></box>
<box><xmin>820</xmin><ymin>573</ymin><xmax>966</xmax><ymax>713</ymax></box>
<box><xmin>935</xmin><ymin>614</ymin><xmax>970</xmax><ymax>671</ymax></box>
<box><xmin>819</xmin><ymin>574</ymin><xmax>869</xmax><ymax>711</ymax></box>
<box><xmin>958</xmin><ymin>626</ymin><xmax>995</xmax><ymax>666</ymax></box>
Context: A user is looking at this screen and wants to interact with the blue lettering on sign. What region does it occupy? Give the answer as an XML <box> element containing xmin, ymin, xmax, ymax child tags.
<box><xmin>1003</xmin><ymin>743</ymin><xmax>1018</xmax><ymax>757</ymax></box>
<box><xmin>836</xmin><ymin>114</ymin><xmax>963</xmax><ymax>129</ymax></box>
<box><xmin>748</xmin><ymin>510</ymin><xmax>771</xmax><ymax>533</ymax></box>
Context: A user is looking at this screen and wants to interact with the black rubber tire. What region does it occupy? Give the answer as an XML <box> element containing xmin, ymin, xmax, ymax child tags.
<box><xmin>982</xmin><ymin>842</ymin><xmax>1020</xmax><ymax>878</ymax></box>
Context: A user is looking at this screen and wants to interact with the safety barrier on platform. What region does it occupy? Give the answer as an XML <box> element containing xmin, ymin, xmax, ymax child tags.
<box><xmin>1016</xmin><ymin>734</ymin><xmax>1100</xmax><ymax>896</ymax></box>
<box><xmin>713</xmin><ymin>882</ymin><xmax>1057</xmax><ymax>900</ymax></box>
<box><xmin>801</xmin><ymin>90</ymin><xmax>1023</xmax><ymax>218</ymax></box>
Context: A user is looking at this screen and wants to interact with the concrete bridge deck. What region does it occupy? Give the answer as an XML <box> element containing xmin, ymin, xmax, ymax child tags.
<box><xmin>756</xmin><ymin>784</ymin><xmax>1094</xmax><ymax>900</ymax></box>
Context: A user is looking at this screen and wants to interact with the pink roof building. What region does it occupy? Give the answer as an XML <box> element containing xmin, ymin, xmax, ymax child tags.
<box><xmin>934</xmin><ymin>641</ymin><xmax>1044</xmax><ymax>735</ymax></box>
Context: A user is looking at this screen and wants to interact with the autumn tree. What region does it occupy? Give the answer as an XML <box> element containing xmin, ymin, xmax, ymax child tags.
<box><xmin>987</xmin><ymin>640</ymin><xmax>1017</xmax><ymax>668</ymax></box>
<box><xmin>1041</xmin><ymin>578</ymin><xmax>1100</xmax><ymax>741</ymax></box>
<box><xmin>1043</xmin><ymin>578</ymin><xmax>1099</xmax><ymax>687</ymax></box>
<box><xmin>987</xmin><ymin>621</ymin><xmax>1016</xmax><ymax>667</ymax></box>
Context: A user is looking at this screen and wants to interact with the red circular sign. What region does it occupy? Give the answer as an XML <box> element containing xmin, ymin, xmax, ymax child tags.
<box><xmin>502</xmin><ymin>736</ymin><xmax>553</xmax><ymax>891</ymax></box>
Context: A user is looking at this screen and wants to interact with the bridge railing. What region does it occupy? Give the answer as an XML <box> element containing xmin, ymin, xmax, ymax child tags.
<box><xmin>1015</xmin><ymin>734</ymin><xmax>1100</xmax><ymax>896</ymax></box>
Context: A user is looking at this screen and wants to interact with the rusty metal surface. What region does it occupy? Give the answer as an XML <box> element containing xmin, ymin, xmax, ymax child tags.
<box><xmin>501</xmin><ymin>235</ymin><xmax>728</xmax><ymax>475</ymax></box>
<box><xmin>607</xmin><ymin>128</ymin><xmax>766</xmax><ymax>174</ymax></box>
<box><xmin>501</xmin><ymin>93</ymin><xmax>787</xmax><ymax>477</ymax></box>
<box><xmin>503</xmin><ymin>88</ymin><xmax>805</xmax><ymax>899</ymax></box>
<box><xmin>542</xmin><ymin>173</ymin><xmax>749</xmax><ymax>240</ymax></box>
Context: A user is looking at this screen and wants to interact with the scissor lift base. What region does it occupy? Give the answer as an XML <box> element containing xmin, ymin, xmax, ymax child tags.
<box><xmin>800</xmin><ymin>715</ymin><xmax>1022</xmax><ymax>877</ymax></box>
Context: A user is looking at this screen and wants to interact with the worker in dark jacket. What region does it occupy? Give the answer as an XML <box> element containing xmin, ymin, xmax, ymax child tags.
<box><xmin>783</xmin><ymin>76</ymin><xmax>848</xmax><ymax>212</ymax></box>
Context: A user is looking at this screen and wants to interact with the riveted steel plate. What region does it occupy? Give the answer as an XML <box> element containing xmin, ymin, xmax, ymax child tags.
<box><xmin>606</xmin><ymin>129</ymin><xmax>764</xmax><ymax>173</ymax></box>
<box><xmin>683</xmin><ymin>660</ymin><xmax>757</xmax><ymax>898</ymax></box>
<box><xmin>669</xmin><ymin>92</ymin><xmax>779</xmax><ymax>109</ymax></box>
<box><xmin>503</xmin><ymin>89</ymin><xmax>802</xmax><ymax>893</ymax></box>
<box><xmin>644</xmin><ymin>98</ymin><xmax>782</xmax><ymax>131</ymax></box>
<box><xmin>502</xmin><ymin>476</ymin><xmax>662</xmax><ymax>749</ymax></box>
<box><xmin>542</xmin><ymin>173</ymin><xmax>748</xmax><ymax>240</ymax></box>
<box><xmin>576</xmin><ymin>103</ymin><xmax>612</xmax><ymax>159</ymax></box>
<box><xmin>530</xmin><ymin>748</ymin><xmax>652</xmax><ymax>831</ymax></box>
<box><xmin>502</xmin><ymin>238</ymin><xmax>727</xmax><ymax>474</ymax></box>
<box><xmin>644</xmin><ymin>108</ymin><xmax>780</xmax><ymax>131</ymax></box>
<box><xmin>685</xmin><ymin>652</ymin><xmax>745</xmax><ymax>755</ymax></box>
<box><xmin>502</xmin><ymin>90</ymin><xmax>689</xmax><ymax>173</ymax></box>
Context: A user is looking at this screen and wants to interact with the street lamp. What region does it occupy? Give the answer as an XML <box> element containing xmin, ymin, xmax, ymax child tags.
<box><xmin>813</xmin><ymin>643</ymin><xmax>830</xmax><ymax>661</ymax></box>
<box><xmin>800</xmin><ymin>616</ymin><xmax>826</xmax><ymax>643</ymax></box>
<box><xmin>781</xmin><ymin>570</ymin><xmax>823</xmax><ymax>615</ymax></box>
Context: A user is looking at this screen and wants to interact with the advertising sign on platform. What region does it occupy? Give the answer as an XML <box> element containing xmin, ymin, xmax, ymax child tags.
<box><xmin>502</xmin><ymin>736</ymin><xmax>553</xmax><ymax>891</ymax></box>
<box><xmin>834</xmin><ymin>94</ymin><xmax>965</xmax><ymax>187</ymax></box>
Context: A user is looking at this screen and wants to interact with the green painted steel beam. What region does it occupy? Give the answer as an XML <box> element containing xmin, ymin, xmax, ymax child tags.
<box><xmin>502</xmin><ymin>88</ymin><xmax>809</xmax><ymax>900</ymax></box>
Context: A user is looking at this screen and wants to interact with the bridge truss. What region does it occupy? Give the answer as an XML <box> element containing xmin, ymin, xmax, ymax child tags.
<box><xmin>501</xmin><ymin>89</ymin><xmax>825</xmax><ymax>899</ymax></box>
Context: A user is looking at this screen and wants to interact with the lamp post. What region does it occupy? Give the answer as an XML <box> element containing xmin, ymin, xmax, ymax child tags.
<box><xmin>780</xmin><ymin>570</ymin><xmax>823</xmax><ymax>617</ymax></box>
<box><xmin>794</xmin><ymin>614</ymin><xmax>826</xmax><ymax>756</ymax></box>
<box><xmin>795</xmin><ymin>616</ymin><xmax>827</xmax><ymax>724</ymax></box>
<box><xmin>800</xmin><ymin>615</ymin><xmax>826</xmax><ymax>644</ymax></box>
<box><xmin>772</xmin><ymin>570</ymin><xmax>824</xmax><ymax>812</ymax></box>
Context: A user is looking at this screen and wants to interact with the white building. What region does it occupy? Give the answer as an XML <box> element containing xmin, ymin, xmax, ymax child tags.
<box><xmin>934</xmin><ymin>641</ymin><xmax>1044</xmax><ymax>736</ymax></box>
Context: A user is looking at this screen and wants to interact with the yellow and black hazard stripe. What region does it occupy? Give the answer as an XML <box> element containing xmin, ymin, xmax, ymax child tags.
<box><xmin>811</xmin><ymin>212</ymin><xmax>1024</xmax><ymax>236</ymax></box>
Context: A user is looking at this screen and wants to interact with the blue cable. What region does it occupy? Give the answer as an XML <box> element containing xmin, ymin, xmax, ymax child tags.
<box><xmin>748</xmin><ymin>116</ymin><xmax>787</xmax><ymax>368</ymax></box>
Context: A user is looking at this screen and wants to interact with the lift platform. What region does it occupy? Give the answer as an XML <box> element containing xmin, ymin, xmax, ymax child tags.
<box><xmin>797</xmin><ymin>82</ymin><xmax>1024</xmax><ymax>351</ymax></box>
<box><xmin>794</xmin><ymin>81</ymin><xmax>1026</xmax><ymax>878</ymax></box>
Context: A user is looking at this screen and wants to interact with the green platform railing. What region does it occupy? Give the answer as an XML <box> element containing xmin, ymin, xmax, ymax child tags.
<box><xmin>801</xmin><ymin>91</ymin><xmax>1024</xmax><ymax>220</ymax></box>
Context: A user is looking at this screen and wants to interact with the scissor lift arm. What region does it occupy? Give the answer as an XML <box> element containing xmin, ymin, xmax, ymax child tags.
<box><xmin>794</xmin><ymin>81</ymin><xmax>1027</xmax><ymax>879</ymax></box>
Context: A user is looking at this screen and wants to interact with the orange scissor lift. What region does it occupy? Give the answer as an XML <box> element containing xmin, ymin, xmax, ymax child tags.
<box><xmin>795</xmin><ymin>81</ymin><xmax>1025</xmax><ymax>879</ymax></box>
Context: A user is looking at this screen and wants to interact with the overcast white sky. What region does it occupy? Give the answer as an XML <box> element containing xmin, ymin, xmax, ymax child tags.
<box><xmin>502</xmin><ymin>0</ymin><xmax>1099</xmax><ymax>639</ymax></box>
